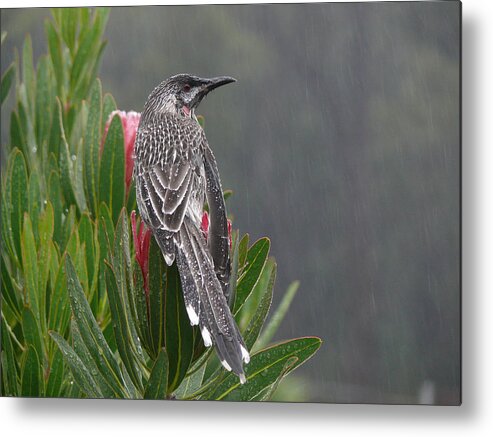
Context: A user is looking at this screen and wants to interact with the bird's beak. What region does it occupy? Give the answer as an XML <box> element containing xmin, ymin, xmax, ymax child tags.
<box><xmin>192</xmin><ymin>76</ymin><xmax>236</xmax><ymax>108</ymax></box>
<box><xmin>203</xmin><ymin>76</ymin><xmax>237</xmax><ymax>93</ymax></box>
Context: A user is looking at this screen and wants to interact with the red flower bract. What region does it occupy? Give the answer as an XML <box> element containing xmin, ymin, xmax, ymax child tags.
<box><xmin>102</xmin><ymin>110</ymin><xmax>141</xmax><ymax>194</ymax></box>
<box><xmin>131</xmin><ymin>211</ymin><xmax>152</xmax><ymax>297</ymax></box>
<box><xmin>201</xmin><ymin>211</ymin><xmax>232</xmax><ymax>249</ymax></box>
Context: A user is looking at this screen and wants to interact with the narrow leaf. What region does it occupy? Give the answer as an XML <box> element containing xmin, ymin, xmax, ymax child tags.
<box><xmin>243</xmin><ymin>260</ymin><xmax>276</xmax><ymax>349</ymax></box>
<box><xmin>99</xmin><ymin>114</ymin><xmax>125</xmax><ymax>224</ymax></box>
<box><xmin>49</xmin><ymin>331</ymin><xmax>103</xmax><ymax>398</ymax></box>
<box><xmin>9</xmin><ymin>149</ymin><xmax>29</xmax><ymax>262</ymax></box>
<box><xmin>83</xmin><ymin>79</ymin><xmax>102</xmax><ymax>215</ymax></box>
<box><xmin>1</xmin><ymin>316</ymin><xmax>19</xmax><ymax>396</ymax></box>
<box><xmin>256</xmin><ymin>281</ymin><xmax>300</xmax><ymax>349</ymax></box>
<box><xmin>1</xmin><ymin>62</ymin><xmax>14</xmax><ymax>105</ymax></box>
<box><xmin>21</xmin><ymin>214</ymin><xmax>39</xmax><ymax>318</ymax></box>
<box><xmin>206</xmin><ymin>337</ymin><xmax>322</xmax><ymax>401</ymax></box>
<box><xmin>144</xmin><ymin>348</ymin><xmax>169</xmax><ymax>400</ymax></box>
<box><xmin>45</xmin><ymin>348</ymin><xmax>64</xmax><ymax>397</ymax></box>
<box><xmin>234</xmin><ymin>238</ymin><xmax>270</xmax><ymax>314</ymax></box>
<box><xmin>22</xmin><ymin>307</ymin><xmax>44</xmax><ymax>370</ymax></box>
<box><xmin>21</xmin><ymin>345</ymin><xmax>41</xmax><ymax>397</ymax></box>
<box><xmin>104</xmin><ymin>262</ymin><xmax>143</xmax><ymax>392</ymax></box>
<box><xmin>65</xmin><ymin>255</ymin><xmax>127</xmax><ymax>397</ymax></box>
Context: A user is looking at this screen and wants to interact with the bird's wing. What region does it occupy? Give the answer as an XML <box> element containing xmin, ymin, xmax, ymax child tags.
<box><xmin>203</xmin><ymin>146</ymin><xmax>231</xmax><ymax>300</ymax></box>
<box><xmin>135</xmin><ymin>115</ymin><xmax>205</xmax><ymax>234</ymax></box>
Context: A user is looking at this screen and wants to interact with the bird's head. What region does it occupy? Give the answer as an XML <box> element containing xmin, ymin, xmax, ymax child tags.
<box><xmin>143</xmin><ymin>74</ymin><xmax>236</xmax><ymax>120</ymax></box>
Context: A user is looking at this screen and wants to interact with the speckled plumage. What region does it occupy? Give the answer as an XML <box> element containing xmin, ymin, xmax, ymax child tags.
<box><xmin>133</xmin><ymin>74</ymin><xmax>249</xmax><ymax>383</ymax></box>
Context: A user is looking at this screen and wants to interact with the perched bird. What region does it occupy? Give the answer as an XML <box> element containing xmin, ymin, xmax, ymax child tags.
<box><xmin>133</xmin><ymin>74</ymin><xmax>249</xmax><ymax>383</ymax></box>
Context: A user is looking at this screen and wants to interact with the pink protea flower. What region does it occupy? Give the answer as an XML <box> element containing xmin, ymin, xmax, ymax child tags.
<box><xmin>201</xmin><ymin>211</ymin><xmax>232</xmax><ymax>249</ymax></box>
<box><xmin>131</xmin><ymin>211</ymin><xmax>152</xmax><ymax>297</ymax></box>
<box><xmin>102</xmin><ymin>110</ymin><xmax>141</xmax><ymax>194</ymax></box>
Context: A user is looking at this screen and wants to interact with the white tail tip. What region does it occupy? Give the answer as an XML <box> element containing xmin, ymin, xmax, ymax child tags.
<box><xmin>201</xmin><ymin>327</ymin><xmax>212</xmax><ymax>347</ymax></box>
<box><xmin>239</xmin><ymin>373</ymin><xmax>247</xmax><ymax>384</ymax></box>
<box><xmin>186</xmin><ymin>305</ymin><xmax>199</xmax><ymax>326</ymax></box>
<box><xmin>240</xmin><ymin>345</ymin><xmax>250</xmax><ymax>364</ymax></box>
<box><xmin>221</xmin><ymin>360</ymin><xmax>232</xmax><ymax>372</ymax></box>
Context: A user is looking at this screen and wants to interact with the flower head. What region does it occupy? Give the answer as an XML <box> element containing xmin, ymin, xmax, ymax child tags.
<box><xmin>102</xmin><ymin>110</ymin><xmax>141</xmax><ymax>194</ymax></box>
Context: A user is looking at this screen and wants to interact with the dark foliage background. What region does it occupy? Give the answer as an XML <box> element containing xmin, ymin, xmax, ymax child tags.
<box><xmin>1</xmin><ymin>2</ymin><xmax>460</xmax><ymax>404</ymax></box>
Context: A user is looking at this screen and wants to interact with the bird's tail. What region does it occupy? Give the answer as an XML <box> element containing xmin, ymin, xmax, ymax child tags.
<box><xmin>171</xmin><ymin>216</ymin><xmax>250</xmax><ymax>383</ymax></box>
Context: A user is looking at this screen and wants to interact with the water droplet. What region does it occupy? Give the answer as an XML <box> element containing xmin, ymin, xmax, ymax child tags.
<box><xmin>71</xmin><ymin>154</ymin><xmax>77</xmax><ymax>161</ymax></box>
<box><xmin>32</xmin><ymin>146</ymin><xmax>37</xmax><ymax>153</ymax></box>
<box><xmin>43</xmin><ymin>200</ymin><xmax>47</xmax><ymax>205</ymax></box>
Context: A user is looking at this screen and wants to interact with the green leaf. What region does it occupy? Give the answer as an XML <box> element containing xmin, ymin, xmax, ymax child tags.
<box><xmin>64</xmin><ymin>255</ymin><xmax>127</xmax><ymax>397</ymax></box>
<box><xmin>99</xmin><ymin>114</ymin><xmax>125</xmax><ymax>224</ymax></box>
<box><xmin>70</xmin><ymin>320</ymin><xmax>115</xmax><ymax>398</ymax></box>
<box><xmin>70</xmin><ymin>8</ymin><xmax>109</xmax><ymax>101</ymax></box>
<box><xmin>48</xmin><ymin>100</ymin><xmax>61</xmax><ymax>162</ymax></box>
<box><xmin>256</xmin><ymin>281</ymin><xmax>300</xmax><ymax>350</ymax></box>
<box><xmin>35</xmin><ymin>55</ymin><xmax>53</xmax><ymax>148</ymax></box>
<box><xmin>60</xmin><ymin>8</ymin><xmax>77</xmax><ymax>54</ymax></box>
<box><xmin>164</xmin><ymin>262</ymin><xmax>194</xmax><ymax>392</ymax></box>
<box><xmin>1</xmin><ymin>253</ymin><xmax>21</xmax><ymax>321</ymax></box>
<box><xmin>78</xmin><ymin>213</ymin><xmax>98</xmax><ymax>297</ymax></box>
<box><xmin>101</xmin><ymin>93</ymin><xmax>117</xmax><ymax>132</ymax></box>
<box><xmin>234</xmin><ymin>238</ymin><xmax>270</xmax><ymax>314</ymax></box>
<box><xmin>205</xmin><ymin>337</ymin><xmax>322</xmax><ymax>401</ymax></box>
<box><xmin>242</xmin><ymin>260</ymin><xmax>276</xmax><ymax>349</ymax></box>
<box><xmin>223</xmin><ymin>189</ymin><xmax>233</xmax><ymax>201</ymax></box>
<box><xmin>21</xmin><ymin>214</ymin><xmax>40</xmax><ymax>318</ymax></box>
<box><xmin>1</xmin><ymin>62</ymin><xmax>14</xmax><ymax>105</ymax></box>
<box><xmin>10</xmin><ymin>112</ymin><xmax>25</xmax><ymax>155</ymax></box>
<box><xmin>1</xmin><ymin>316</ymin><xmax>19</xmax><ymax>396</ymax></box>
<box><xmin>238</xmin><ymin>233</ymin><xmax>249</xmax><ymax>270</ymax></box>
<box><xmin>48</xmin><ymin>171</ymin><xmax>63</xmax><ymax>248</ymax></box>
<box><xmin>28</xmin><ymin>171</ymin><xmax>42</xmax><ymax>244</ymax></box>
<box><xmin>146</xmin><ymin>235</ymin><xmax>195</xmax><ymax>390</ymax></box>
<box><xmin>61</xmin><ymin>205</ymin><xmax>77</xmax><ymax>255</ymax></box>
<box><xmin>99</xmin><ymin>202</ymin><xmax>115</xmax><ymax>244</ymax></box>
<box><xmin>48</xmin><ymin>254</ymin><xmax>70</xmax><ymax>338</ymax></box>
<box><xmin>22</xmin><ymin>307</ymin><xmax>44</xmax><ymax>370</ymax></box>
<box><xmin>9</xmin><ymin>149</ymin><xmax>29</xmax><ymax>262</ymax></box>
<box><xmin>17</xmin><ymin>93</ymin><xmax>37</xmax><ymax>167</ymax></box>
<box><xmin>45</xmin><ymin>20</ymin><xmax>65</xmax><ymax>100</ymax></box>
<box><xmin>174</xmin><ymin>362</ymin><xmax>206</xmax><ymax>399</ymax></box>
<box><xmin>147</xmin><ymin>238</ymin><xmax>166</xmax><ymax>357</ymax></box>
<box><xmin>104</xmin><ymin>262</ymin><xmax>143</xmax><ymax>392</ymax></box>
<box><xmin>250</xmin><ymin>358</ymin><xmax>297</xmax><ymax>401</ymax></box>
<box><xmin>37</xmin><ymin>202</ymin><xmax>55</xmax><ymax>334</ymax></box>
<box><xmin>58</xmin><ymin>109</ymin><xmax>80</xmax><ymax>211</ymax></box>
<box><xmin>144</xmin><ymin>348</ymin><xmax>169</xmax><ymax>399</ymax></box>
<box><xmin>49</xmin><ymin>331</ymin><xmax>103</xmax><ymax>398</ymax></box>
<box><xmin>22</xmin><ymin>34</ymin><xmax>35</xmax><ymax>113</ymax></box>
<box><xmin>83</xmin><ymin>80</ymin><xmax>102</xmax><ymax>215</ymax></box>
<box><xmin>45</xmin><ymin>348</ymin><xmax>64</xmax><ymax>397</ymax></box>
<box><xmin>1</xmin><ymin>187</ymin><xmax>15</xmax><ymax>263</ymax></box>
<box><xmin>112</xmin><ymin>210</ymin><xmax>146</xmax><ymax>364</ymax></box>
<box><xmin>70</xmin><ymin>22</ymin><xmax>101</xmax><ymax>95</ymax></box>
<box><xmin>132</xmin><ymin>257</ymin><xmax>151</xmax><ymax>354</ymax></box>
<box><xmin>21</xmin><ymin>345</ymin><xmax>41</xmax><ymax>397</ymax></box>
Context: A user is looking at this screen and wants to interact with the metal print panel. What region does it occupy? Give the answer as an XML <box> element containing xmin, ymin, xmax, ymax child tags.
<box><xmin>0</xmin><ymin>1</ymin><xmax>461</xmax><ymax>405</ymax></box>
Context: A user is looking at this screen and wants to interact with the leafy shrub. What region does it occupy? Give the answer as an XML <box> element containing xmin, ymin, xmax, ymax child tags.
<box><xmin>0</xmin><ymin>8</ymin><xmax>320</xmax><ymax>400</ymax></box>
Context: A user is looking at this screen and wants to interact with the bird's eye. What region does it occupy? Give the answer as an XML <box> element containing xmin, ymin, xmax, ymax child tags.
<box><xmin>183</xmin><ymin>84</ymin><xmax>191</xmax><ymax>92</ymax></box>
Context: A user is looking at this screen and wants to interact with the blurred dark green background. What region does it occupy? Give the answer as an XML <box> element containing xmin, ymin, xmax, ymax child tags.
<box><xmin>1</xmin><ymin>2</ymin><xmax>460</xmax><ymax>404</ymax></box>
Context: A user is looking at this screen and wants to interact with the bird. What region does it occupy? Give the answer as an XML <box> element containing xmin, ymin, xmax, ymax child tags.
<box><xmin>133</xmin><ymin>74</ymin><xmax>250</xmax><ymax>384</ymax></box>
